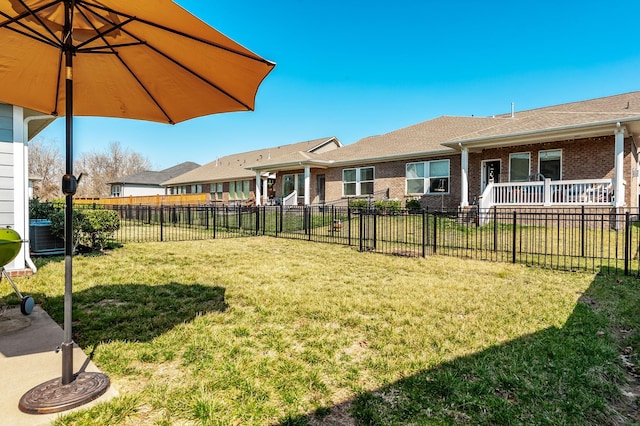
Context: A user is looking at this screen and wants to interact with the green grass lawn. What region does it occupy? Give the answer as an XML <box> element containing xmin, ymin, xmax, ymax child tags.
<box><xmin>2</xmin><ymin>237</ymin><xmax>637</xmax><ymax>425</ymax></box>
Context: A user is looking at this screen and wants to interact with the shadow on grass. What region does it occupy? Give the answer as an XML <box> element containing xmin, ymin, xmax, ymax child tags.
<box><xmin>40</xmin><ymin>282</ymin><xmax>227</xmax><ymax>348</ymax></box>
<box><xmin>278</xmin><ymin>273</ymin><xmax>637</xmax><ymax>425</ymax></box>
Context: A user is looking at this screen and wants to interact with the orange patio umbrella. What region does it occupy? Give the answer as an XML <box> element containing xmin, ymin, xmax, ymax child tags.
<box><xmin>0</xmin><ymin>0</ymin><xmax>274</xmax><ymax>413</ymax></box>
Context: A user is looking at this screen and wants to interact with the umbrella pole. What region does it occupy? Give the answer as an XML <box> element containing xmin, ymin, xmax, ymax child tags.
<box><xmin>61</xmin><ymin>47</ymin><xmax>74</xmax><ymax>385</ymax></box>
<box><xmin>18</xmin><ymin>1</ymin><xmax>110</xmax><ymax>414</ymax></box>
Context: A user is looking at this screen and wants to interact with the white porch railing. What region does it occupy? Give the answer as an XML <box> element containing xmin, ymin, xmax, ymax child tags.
<box><xmin>478</xmin><ymin>178</ymin><xmax>613</xmax><ymax>211</ymax></box>
<box><xmin>282</xmin><ymin>190</ymin><xmax>298</xmax><ymax>206</ymax></box>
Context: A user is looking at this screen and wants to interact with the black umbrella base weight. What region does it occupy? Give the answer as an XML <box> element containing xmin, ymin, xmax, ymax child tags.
<box><xmin>18</xmin><ymin>372</ymin><xmax>110</xmax><ymax>414</ymax></box>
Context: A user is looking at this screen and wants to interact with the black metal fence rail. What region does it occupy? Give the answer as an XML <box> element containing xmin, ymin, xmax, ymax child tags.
<box><xmin>57</xmin><ymin>204</ymin><xmax>640</xmax><ymax>276</ymax></box>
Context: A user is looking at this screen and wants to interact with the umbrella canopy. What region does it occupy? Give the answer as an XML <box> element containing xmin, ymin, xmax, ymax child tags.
<box><xmin>0</xmin><ymin>0</ymin><xmax>274</xmax><ymax>413</ymax></box>
<box><xmin>0</xmin><ymin>0</ymin><xmax>275</xmax><ymax>123</ymax></box>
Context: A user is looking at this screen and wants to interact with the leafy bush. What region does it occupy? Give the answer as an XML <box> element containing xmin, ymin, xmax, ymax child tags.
<box><xmin>29</xmin><ymin>197</ymin><xmax>62</xmax><ymax>219</ymax></box>
<box><xmin>348</xmin><ymin>199</ymin><xmax>369</xmax><ymax>210</ymax></box>
<box><xmin>406</xmin><ymin>198</ymin><xmax>422</xmax><ymax>212</ymax></box>
<box><xmin>80</xmin><ymin>209</ymin><xmax>120</xmax><ymax>250</ymax></box>
<box><xmin>374</xmin><ymin>199</ymin><xmax>401</xmax><ymax>214</ymax></box>
<box><xmin>50</xmin><ymin>209</ymin><xmax>120</xmax><ymax>251</ymax></box>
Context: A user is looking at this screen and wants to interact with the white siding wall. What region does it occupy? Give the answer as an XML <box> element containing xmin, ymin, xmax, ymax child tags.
<box><xmin>122</xmin><ymin>185</ymin><xmax>166</xmax><ymax>197</ymax></box>
<box><xmin>0</xmin><ymin>105</ymin><xmax>14</xmax><ymax>227</ymax></box>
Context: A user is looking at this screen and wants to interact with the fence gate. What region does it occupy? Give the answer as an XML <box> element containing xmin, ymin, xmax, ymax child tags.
<box><xmin>358</xmin><ymin>211</ymin><xmax>376</xmax><ymax>252</ymax></box>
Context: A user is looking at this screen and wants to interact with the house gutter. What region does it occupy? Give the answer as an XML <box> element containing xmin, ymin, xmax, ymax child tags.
<box><xmin>328</xmin><ymin>149</ymin><xmax>456</xmax><ymax>167</ymax></box>
<box><xmin>246</xmin><ymin>159</ymin><xmax>334</xmax><ymax>172</ymax></box>
<box><xmin>23</xmin><ymin>114</ymin><xmax>55</xmax><ymax>273</ymax></box>
<box><xmin>442</xmin><ymin>116</ymin><xmax>640</xmax><ymax>150</ymax></box>
<box><xmin>248</xmin><ymin>148</ymin><xmax>460</xmax><ymax>171</ymax></box>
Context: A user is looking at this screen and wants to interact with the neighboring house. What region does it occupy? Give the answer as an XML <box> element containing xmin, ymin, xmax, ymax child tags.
<box><xmin>108</xmin><ymin>162</ymin><xmax>200</xmax><ymax>197</ymax></box>
<box><xmin>163</xmin><ymin>137</ymin><xmax>342</xmax><ymax>205</ymax></box>
<box><xmin>28</xmin><ymin>174</ymin><xmax>42</xmax><ymax>199</ymax></box>
<box><xmin>251</xmin><ymin>91</ymin><xmax>640</xmax><ymax>211</ymax></box>
<box><xmin>0</xmin><ymin>103</ymin><xmax>55</xmax><ymax>274</ymax></box>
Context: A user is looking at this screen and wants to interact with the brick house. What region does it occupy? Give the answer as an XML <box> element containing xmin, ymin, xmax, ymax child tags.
<box><xmin>251</xmin><ymin>92</ymin><xmax>640</xmax><ymax>211</ymax></box>
<box><xmin>163</xmin><ymin>137</ymin><xmax>342</xmax><ymax>205</ymax></box>
<box><xmin>108</xmin><ymin>161</ymin><xmax>200</xmax><ymax>197</ymax></box>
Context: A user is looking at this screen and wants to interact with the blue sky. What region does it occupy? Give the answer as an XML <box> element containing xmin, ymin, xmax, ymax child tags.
<box><xmin>36</xmin><ymin>1</ymin><xmax>640</xmax><ymax>170</ymax></box>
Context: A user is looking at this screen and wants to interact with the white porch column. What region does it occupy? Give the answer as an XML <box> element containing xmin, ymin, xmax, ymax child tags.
<box><xmin>460</xmin><ymin>147</ymin><xmax>469</xmax><ymax>207</ymax></box>
<box><xmin>255</xmin><ymin>171</ymin><xmax>262</xmax><ymax>206</ymax></box>
<box><xmin>262</xmin><ymin>175</ymin><xmax>269</xmax><ymax>205</ymax></box>
<box><xmin>614</xmin><ymin>125</ymin><xmax>626</xmax><ymax>207</ymax></box>
<box><xmin>304</xmin><ymin>166</ymin><xmax>311</xmax><ymax>206</ymax></box>
<box><xmin>12</xmin><ymin>106</ymin><xmax>26</xmax><ymax>271</ymax></box>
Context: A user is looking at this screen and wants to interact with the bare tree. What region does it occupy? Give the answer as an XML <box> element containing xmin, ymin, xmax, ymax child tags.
<box><xmin>28</xmin><ymin>137</ymin><xmax>64</xmax><ymax>200</ymax></box>
<box><xmin>75</xmin><ymin>141</ymin><xmax>151</xmax><ymax>198</ymax></box>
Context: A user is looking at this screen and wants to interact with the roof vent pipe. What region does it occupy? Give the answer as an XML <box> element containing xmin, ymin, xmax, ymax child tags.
<box><xmin>511</xmin><ymin>102</ymin><xmax>515</xmax><ymax>118</ymax></box>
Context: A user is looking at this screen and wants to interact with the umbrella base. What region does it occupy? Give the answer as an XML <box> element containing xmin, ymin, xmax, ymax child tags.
<box><xmin>18</xmin><ymin>372</ymin><xmax>110</xmax><ymax>414</ymax></box>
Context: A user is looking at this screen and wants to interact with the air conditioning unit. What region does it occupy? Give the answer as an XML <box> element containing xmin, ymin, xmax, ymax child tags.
<box><xmin>30</xmin><ymin>220</ymin><xmax>64</xmax><ymax>255</ymax></box>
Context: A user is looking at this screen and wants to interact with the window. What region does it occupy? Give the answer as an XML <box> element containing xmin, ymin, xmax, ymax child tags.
<box><xmin>191</xmin><ymin>184</ymin><xmax>202</xmax><ymax>194</ymax></box>
<box><xmin>406</xmin><ymin>160</ymin><xmax>450</xmax><ymax>194</ymax></box>
<box><xmin>539</xmin><ymin>149</ymin><xmax>561</xmax><ymax>180</ymax></box>
<box><xmin>283</xmin><ymin>174</ymin><xmax>306</xmax><ymax>197</ymax></box>
<box><xmin>111</xmin><ymin>185</ymin><xmax>121</xmax><ymax>197</ymax></box>
<box><xmin>229</xmin><ymin>180</ymin><xmax>250</xmax><ymax>200</ymax></box>
<box><xmin>342</xmin><ymin>167</ymin><xmax>374</xmax><ymax>196</ymax></box>
<box><xmin>509</xmin><ymin>153</ymin><xmax>530</xmax><ymax>182</ymax></box>
<box><xmin>211</xmin><ymin>183</ymin><xmax>223</xmax><ymax>200</ymax></box>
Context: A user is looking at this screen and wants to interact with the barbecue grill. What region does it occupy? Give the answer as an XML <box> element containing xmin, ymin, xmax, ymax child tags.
<box><xmin>0</xmin><ymin>228</ymin><xmax>34</xmax><ymax>315</ymax></box>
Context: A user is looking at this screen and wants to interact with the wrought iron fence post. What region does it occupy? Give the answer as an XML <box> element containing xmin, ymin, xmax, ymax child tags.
<box><xmin>581</xmin><ymin>205</ymin><xmax>585</xmax><ymax>257</ymax></box>
<box><xmin>512</xmin><ymin>211</ymin><xmax>517</xmax><ymax>264</ymax></box>
<box><xmin>159</xmin><ymin>206</ymin><xmax>164</xmax><ymax>242</ymax></box>
<box><xmin>625</xmin><ymin>211</ymin><xmax>631</xmax><ymax>275</ymax></box>
<box><xmin>348</xmin><ymin>207</ymin><xmax>352</xmax><ymax>246</ymax></box>
<box><xmin>359</xmin><ymin>210</ymin><xmax>364</xmax><ymax>252</ymax></box>
<box><xmin>274</xmin><ymin>205</ymin><xmax>278</xmax><ymax>237</ymax></box>
<box><xmin>373</xmin><ymin>211</ymin><xmax>377</xmax><ymax>251</ymax></box>
<box><xmin>433</xmin><ymin>213</ymin><xmax>437</xmax><ymax>253</ymax></box>
<box><xmin>422</xmin><ymin>210</ymin><xmax>426</xmax><ymax>258</ymax></box>
<box><xmin>213</xmin><ymin>206</ymin><xmax>217</xmax><ymax>239</ymax></box>
<box><xmin>493</xmin><ymin>206</ymin><xmax>498</xmax><ymax>252</ymax></box>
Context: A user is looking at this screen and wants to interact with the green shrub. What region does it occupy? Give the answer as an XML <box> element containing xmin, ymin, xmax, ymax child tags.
<box><xmin>50</xmin><ymin>209</ymin><xmax>120</xmax><ymax>251</ymax></box>
<box><xmin>348</xmin><ymin>199</ymin><xmax>369</xmax><ymax>210</ymax></box>
<box><xmin>81</xmin><ymin>209</ymin><xmax>120</xmax><ymax>250</ymax></box>
<box><xmin>374</xmin><ymin>199</ymin><xmax>401</xmax><ymax>214</ymax></box>
<box><xmin>29</xmin><ymin>197</ymin><xmax>62</xmax><ymax>219</ymax></box>
<box><xmin>405</xmin><ymin>198</ymin><xmax>422</xmax><ymax>212</ymax></box>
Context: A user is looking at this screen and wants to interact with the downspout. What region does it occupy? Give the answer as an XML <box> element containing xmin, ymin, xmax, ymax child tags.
<box><xmin>459</xmin><ymin>143</ymin><xmax>469</xmax><ymax>207</ymax></box>
<box><xmin>23</xmin><ymin>114</ymin><xmax>55</xmax><ymax>273</ymax></box>
<box><xmin>614</xmin><ymin>123</ymin><xmax>626</xmax><ymax>208</ymax></box>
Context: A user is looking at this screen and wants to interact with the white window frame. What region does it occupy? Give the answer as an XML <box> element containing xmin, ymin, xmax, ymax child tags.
<box><xmin>342</xmin><ymin>166</ymin><xmax>374</xmax><ymax>197</ymax></box>
<box><xmin>538</xmin><ymin>149</ymin><xmax>562</xmax><ymax>180</ymax></box>
<box><xmin>282</xmin><ymin>173</ymin><xmax>306</xmax><ymax>197</ymax></box>
<box><xmin>509</xmin><ymin>152</ymin><xmax>531</xmax><ymax>182</ymax></box>
<box><xmin>405</xmin><ymin>159</ymin><xmax>450</xmax><ymax>195</ymax></box>
<box><xmin>111</xmin><ymin>185</ymin><xmax>121</xmax><ymax>197</ymax></box>
<box><xmin>210</xmin><ymin>183</ymin><xmax>223</xmax><ymax>200</ymax></box>
<box><xmin>230</xmin><ymin>180</ymin><xmax>250</xmax><ymax>200</ymax></box>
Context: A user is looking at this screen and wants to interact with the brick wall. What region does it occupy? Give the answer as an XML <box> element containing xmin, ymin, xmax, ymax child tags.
<box><xmin>324</xmin><ymin>155</ymin><xmax>461</xmax><ymax>210</ymax></box>
<box><xmin>468</xmin><ymin>136</ymin><xmax>637</xmax><ymax>207</ymax></box>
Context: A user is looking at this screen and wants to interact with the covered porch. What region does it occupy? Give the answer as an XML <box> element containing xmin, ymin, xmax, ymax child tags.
<box><xmin>477</xmin><ymin>178</ymin><xmax>614</xmax><ymax>210</ymax></box>
<box><xmin>447</xmin><ymin>120</ymin><xmax>638</xmax><ymax>211</ymax></box>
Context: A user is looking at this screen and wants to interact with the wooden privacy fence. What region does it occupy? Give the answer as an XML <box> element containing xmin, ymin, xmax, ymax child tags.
<box><xmin>75</xmin><ymin>193</ymin><xmax>210</xmax><ymax>207</ymax></box>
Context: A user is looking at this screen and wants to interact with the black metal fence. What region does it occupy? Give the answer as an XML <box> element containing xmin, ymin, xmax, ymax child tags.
<box><xmin>46</xmin><ymin>203</ymin><xmax>640</xmax><ymax>276</ymax></box>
